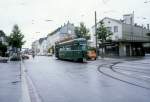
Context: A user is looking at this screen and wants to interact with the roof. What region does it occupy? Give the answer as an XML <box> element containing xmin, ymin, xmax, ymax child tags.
<box><xmin>47</xmin><ymin>27</ymin><xmax>61</xmax><ymax>36</ymax></box>
<box><xmin>91</xmin><ymin>17</ymin><xmax>122</xmax><ymax>28</ymax></box>
<box><xmin>38</xmin><ymin>37</ymin><xmax>47</xmax><ymax>44</ymax></box>
<box><xmin>102</xmin><ymin>17</ymin><xmax>122</xmax><ymax>24</ymax></box>
<box><xmin>47</xmin><ymin>22</ymin><xmax>75</xmax><ymax>37</ymax></box>
<box><xmin>123</xmin><ymin>14</ymin><xmax>133</xmax><ymax>16</ymax></box>
<box><xmin>56</xmin><ymin>38</ymin><xmax>86</xmax><ymax>45</ymax></box>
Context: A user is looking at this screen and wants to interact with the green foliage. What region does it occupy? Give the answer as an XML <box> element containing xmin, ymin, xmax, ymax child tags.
<box><xmin>8</xmin><ymin>24</ymin><xmax>25</xmax><ymax>49</ymax></box>
<box><xmin>74</xmin><ymin>22</ymin><xmax>90</xmax><ymax>40</ymax></box>
<box><xmin>0</xmin><ymin>30</ymin><xmax>7</xmax><ymax>57</ymax></box>
<box><xmin>147</xmin><ymin>33</ymin><xmax>150</xmax><ymax>36</ymax></box>
<box><xmin>0</xmin><ymin>42</ymin><xmax>7</xmax><ymax>57</ymax></box>
<box><xmin>97</xmin><ymin>21</ymin><xmax>113</xmax><ymax>42</ymax></box>
<box><xmin>0</xmin><ymin>30</ymin><xmax>6</xmax><ymax>36</ymax></box>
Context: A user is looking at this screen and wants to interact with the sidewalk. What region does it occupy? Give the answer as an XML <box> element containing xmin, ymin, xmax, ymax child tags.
<box><xmin>0</xmin><ymin>62</ymin><xmax>21</xmax><ymax>102</ymax></box>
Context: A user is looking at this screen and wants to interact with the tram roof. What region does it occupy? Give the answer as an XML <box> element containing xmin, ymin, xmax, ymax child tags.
<box><xmin>56</xmin><ymin>38</ymin><xmax>86</xmax><ymax>45</ymax></box>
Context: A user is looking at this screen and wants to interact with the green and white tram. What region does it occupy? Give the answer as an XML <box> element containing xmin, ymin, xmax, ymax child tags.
<box><xmin>55</xmin><ymin>38</ymin><xmax>87</xmax><ymax>62</ymax></box>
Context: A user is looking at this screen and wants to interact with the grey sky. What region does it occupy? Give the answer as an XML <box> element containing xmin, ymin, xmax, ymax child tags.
<box><xmin>0</xmin><ymin>0</ymin><xmax>149</xmax><ymax>48</ymax></box>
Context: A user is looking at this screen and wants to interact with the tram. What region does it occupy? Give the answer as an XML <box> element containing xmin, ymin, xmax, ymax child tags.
<box><xmin>55</xmin><ymin>38</ymin><xmax>88</xmax><ymax>62</ymax></box>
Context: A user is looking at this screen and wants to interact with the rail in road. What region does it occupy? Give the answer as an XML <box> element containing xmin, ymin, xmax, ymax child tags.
<box><xmin>97</xmin><ymin>62</ymin><xmax>150</xmax><ymax>90</ymax></box>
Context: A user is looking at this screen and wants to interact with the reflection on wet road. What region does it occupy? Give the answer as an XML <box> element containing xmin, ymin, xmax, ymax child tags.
<box><xmin>24</xmin><ymin>56</ymin><xmax>150</xmax><ymax>102</ymax></box>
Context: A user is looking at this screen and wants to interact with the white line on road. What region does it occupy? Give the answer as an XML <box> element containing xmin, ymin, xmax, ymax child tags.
<box><xmin>121</xmin><ymin>71</ymin><xmax>132</xmax><ymax>75</ymax></box>
<box><xmin>21</xmin><ymin>61</ymin><xmax>31</xmax><ymax>102</ymax></box>
<box><xmin>141</xmin><ymin>75</ymin><xmax>150</xmax><ymax>79</ymax></box>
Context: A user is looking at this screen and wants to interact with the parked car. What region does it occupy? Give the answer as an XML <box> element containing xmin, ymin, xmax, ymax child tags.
<box><xmin>22</xmin><ymin>54</ymin><xmax>29</xmax><ymax>60</ymax></box>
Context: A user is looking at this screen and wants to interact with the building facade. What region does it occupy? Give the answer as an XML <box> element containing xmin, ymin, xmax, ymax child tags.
<box><xmin>32</xmin><ymin>40</ymin><xmax>40</xmax><ymax>55</ymax></box>
<box><xmin>46</xmin><ymin>22</ymin><xmax>76</xmax><ymax>53</ymax></box>
<box><xmin>32</xmin><ymin>22</ymin><xmax>76</xmax><ymax>55</ymax></box>
<box><xmin>91</xmin><ymin>14</ymin><xmax>150</xmax><ymax>56</ymax></box>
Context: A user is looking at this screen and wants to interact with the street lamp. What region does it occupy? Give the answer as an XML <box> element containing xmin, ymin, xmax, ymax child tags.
<box><xmin>95</xmin><ymin>11</ymin><xmax>98</xmax><ymax>58</ymax></box>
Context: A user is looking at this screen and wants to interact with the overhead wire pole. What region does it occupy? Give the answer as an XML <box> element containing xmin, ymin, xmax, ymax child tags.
<box><xmin>95</xmin><ymin>11</ymin><xmax>98</xmax><ymax>58</ymax></box>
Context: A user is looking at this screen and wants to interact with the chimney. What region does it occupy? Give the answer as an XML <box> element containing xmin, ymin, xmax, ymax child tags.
<box><xmin>123</xmin><ymin>13</ymin><xmax>134</xmax><ymax>25</ymax></box>
<box><xmin>147</xmin><ymin>24</ymin><xmax>149</xmax><ymax>30</ymax></box>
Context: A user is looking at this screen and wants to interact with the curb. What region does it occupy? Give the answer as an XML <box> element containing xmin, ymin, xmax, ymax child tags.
<box><xmin>20</xmin><ymin>61</ymin><xmax>31</xmax><ymax>102</ymax></box>
<box><xmin>26</xmin><ymin>74</ymin><xmax>42</xmax><ymax>102</ymax></box>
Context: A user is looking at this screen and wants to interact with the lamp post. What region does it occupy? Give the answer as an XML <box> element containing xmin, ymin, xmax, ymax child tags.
<box><xmin>95</xmin><ymin>11</ymin><xmax>98</xmax><ymax>58</ymax></box>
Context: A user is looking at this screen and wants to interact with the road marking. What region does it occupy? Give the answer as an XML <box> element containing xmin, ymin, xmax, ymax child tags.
<box><xmin>21</xmin><ymin>61</ymin><xmax>31</xmax><ymax>102</ymax></box>
<box><xmin>121</xmin><ymin>71</ymin><xmax>132</xmax><ymax>75</ymax></box>
<box><xmin>141</xmin><ymin>75</ymin><xmax>150</xmax><ymax>79</ymax></box>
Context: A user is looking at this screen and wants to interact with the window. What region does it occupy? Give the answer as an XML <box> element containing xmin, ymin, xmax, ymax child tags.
<box><xmin>80</xmin><ymin>44</ymin><xmax>86</xmax><ymax>50</ymax></box>
<box><xmin>114</xmin><ymin>26</ymin><xmax>118</xmax><ymax>33</ymax></box>
<box><xmin>59</xmin><ymin>48</ymin><xmax>64</xmax><ymax>51</ymax></box>
<box><xmin>66</xmin><ymin>46</ymin><xmax>71</xmax><ymax>51</ymax></box>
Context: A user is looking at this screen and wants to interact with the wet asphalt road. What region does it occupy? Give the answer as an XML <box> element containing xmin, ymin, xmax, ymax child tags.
<box><xmin>24</xmin><ymin>55</ymin><xmax>150</xmax><ymax>102</ymax></box>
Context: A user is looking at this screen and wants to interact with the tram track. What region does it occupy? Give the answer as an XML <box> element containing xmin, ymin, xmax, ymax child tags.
<box><xmin>111</xmin><ymin>66</ymin><xmax>150</xmax><ymax>84</ymax></box>
<box><xmin>110</xmin><ymin>62</ymin><xmax>150</xmax><ymax>82</ymax></box>
<box><xmin>97</xmin><ymin>62</ymin><xmax>150</xmax><ymax>90</ymax></box>
<box><xmin>112</xmin><ymin>67</ymin><xmax>150</xmax><ymax>74</ymax></box>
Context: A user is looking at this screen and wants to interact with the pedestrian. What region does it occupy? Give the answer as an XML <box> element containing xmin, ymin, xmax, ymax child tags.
<box><xmin>32</xmin><ymin>51</ymin><xmax>35</xmax><ymax>59</ymax></box>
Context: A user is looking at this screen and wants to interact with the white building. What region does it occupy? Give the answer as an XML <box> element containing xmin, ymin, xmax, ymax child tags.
<box><xmin>32</xmin><ymin>22</ymin><xmax>76</xmax><ymax>55</ymax></box>
<box><xmin>47</xmin><ymin>22</ymin><xmax>76</xmax><ymax>50</ymax></box>
<box><xmin>91</xmin><ymin>14</ymin><xmax>150</xmax><ymax>56</ymax></box>
<box><xmin>32</xmin><ymin>40</ymin><xmax>40</xmax><ymax>55</ymax></box>
<box><xmin>39</xmin><ymin>37</ymin><xmax>48</xmax><ymax>55</ymax></box>
<box><xmin>47</xmin><ymin>27</ymin><xmax>61</xmax><ymax>49</ymax></box>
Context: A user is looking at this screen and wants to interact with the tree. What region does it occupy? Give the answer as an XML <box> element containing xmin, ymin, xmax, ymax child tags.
<box><xmin>0</xmin><ymin>42</ymin><xmax>7</xmax><ymax>57</ymax></box>
<box><xmin>96</xmin><ymin>21</ymin><xmax>113</xmax><ymax>57</ymax></box>
<box><xmin>97</xmin><ymin>21</ymin><xmax>112</xmax><ymax>43</ymax></box>
<box><xmin>147</xmin><ymin>32</ymin><xmax>150</xmax><ymax>37</ymax></box>
<box><xmin>8</xmin><ymin>24</ymin><xmax>25</xmax><ymax>51</ymax></box>
<box><xmin>0</xmin><ymin>30</ymin><xmax>7</xmax><ymax>57</ymax></box>
<box><xmin>74</xmin><ymin>22</ymin><xmax>90</xmax><ymax>40</ymax></box>
<box><xmin>0</xmin><ymin>30</ymin><xmax>6</xmax><ymax>37</ymax></box>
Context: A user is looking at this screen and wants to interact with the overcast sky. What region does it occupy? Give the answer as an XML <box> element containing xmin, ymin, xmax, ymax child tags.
<box><xmin>0</xmin><ymin>0</ymin><xmax>150</xmax><ymax>48</ymax></box>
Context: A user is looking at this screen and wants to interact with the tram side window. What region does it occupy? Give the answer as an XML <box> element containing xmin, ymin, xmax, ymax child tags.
<box><xmin>73</xmin><ymin>44</ymin><xmax>80</xmax><ymax>50</ymax></box>
<box><xmin>80</xmin><ymin>44</ymin><xmax>86</xmax><ymax>50</ymax></box>
<box><xmin>59</xmin><ymin>47</ymin><xmax>64</xmax><ymax>51</ymax></box>
<box><xmin>70</xmin><ymin>45</ymin><xmax>75</xmax><ymax>50</ymax></box>
<box><xmin>66</xmin><ymin>46</ymin><xmax>71</xmax><ymax>51</ymax></box>
<box><xmin>59</xmin><ymin>46</ymin><xmax>66</xmax><ymax>51</ymax></box>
